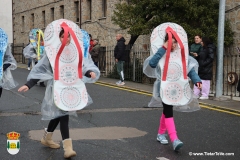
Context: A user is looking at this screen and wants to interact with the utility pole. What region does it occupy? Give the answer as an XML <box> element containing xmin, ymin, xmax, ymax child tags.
<box><xmin>215</xmin><ymin>0</ymin><xmax>226</xmax><ymax>97</ymax></box>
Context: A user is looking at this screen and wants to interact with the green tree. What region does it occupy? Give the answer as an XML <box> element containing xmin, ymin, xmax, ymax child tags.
<box><xmin>112</xmin><ymin>0</ymin><xmax>234</xmax><ymax>46</ymax></box>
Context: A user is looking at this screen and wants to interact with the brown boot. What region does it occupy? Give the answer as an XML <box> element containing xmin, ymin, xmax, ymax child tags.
<box><xmin>41</xmin><ymin>128</ymin><xmax>60</xmax><ymax>149</ymax></box>
<box><xmin>62</xmin><ymin>138</ymin><xmax>76</xmax><ymax>158</ymax></box>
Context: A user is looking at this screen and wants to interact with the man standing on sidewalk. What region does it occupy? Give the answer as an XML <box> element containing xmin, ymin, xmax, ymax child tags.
<box><xmin>114</xmin><ymin>34</ymin><xmax>126</xmax><ymax>86</ymax></box>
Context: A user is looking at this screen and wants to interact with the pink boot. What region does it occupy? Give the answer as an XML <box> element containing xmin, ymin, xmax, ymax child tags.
<box><xmin>165</xmin><ymin>117</ymin><xmax>178</xmax><ymax>142</ymax></box>
<box><xmin>165</xmin><ymin>117</ymin><xmax>183</xmax><ymax>151</ymax></box>
<box><xmin>158</xmin><ymin>113</ymin><xmax>166</xmax><ymax>134</ymax></box>
<box><xmin>157</xmin><ymin>113</ymin><xmax>168</xmax><ymax>144</ymax></box>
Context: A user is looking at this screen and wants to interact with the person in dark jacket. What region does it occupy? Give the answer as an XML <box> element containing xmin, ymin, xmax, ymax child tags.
<box><xmin>190</xmin><ymin>35</ymin><xmax>202</xmax><ymax>58</ymax></box>
<box><xmin>114</xmin><ymin>34</ymin><xmax>126</xmax><ymax>86</ymax></box>
<box><xmin>193</xmin><ymin>37</ymin><xmax>215</xmax><ymax>99</ymax></box>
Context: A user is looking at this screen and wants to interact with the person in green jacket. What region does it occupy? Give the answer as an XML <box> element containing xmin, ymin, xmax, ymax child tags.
<box><xmin>190</xmin><ymin>35</ymin><xmax>202</xmax><ymax>58</ymax></box>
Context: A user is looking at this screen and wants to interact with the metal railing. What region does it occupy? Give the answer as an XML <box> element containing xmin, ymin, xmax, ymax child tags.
<box><xmin>100</xmin><ymin>45</ymin><xmax>155</xmax><ymax>84</ymax></box>
<box><xmin>99</xmin><ymin>45</ymin><xmax>240</xmax><ymax>98</ymax></box>
<box><xmin>215</xmin><ymin>47</ymin><xmax>240</xmax><ymax>98</ymax></box>
<box><xmin>11</xmin><ymin>43</ymin><xmax>240</xmax><ymax>98</ymax></box>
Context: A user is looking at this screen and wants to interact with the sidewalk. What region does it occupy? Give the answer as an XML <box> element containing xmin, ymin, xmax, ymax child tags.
<box><xmin>17</xmin><ymin>63</ymin><xmax>240</xmax><ymax>114</ymax></box>
<box><xmin>98</xmin><ymin>77</ymin><xmax>240</xmax><ymax>114</ymax></box>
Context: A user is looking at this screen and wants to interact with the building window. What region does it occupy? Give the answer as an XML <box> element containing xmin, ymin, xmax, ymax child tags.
<box><xmin>31</xmin><ymin>13</ymin><xmax>34</xmax><ymax>29</ymax></box>
<box><xmin>51</xmin><ymin>8</ymin><xmax>54</xmax><ymax>21</ymax></box>
<box><xmin>42</xmin><ymin>11</ymin><xmax>46</xmax><ymax>27</ymax></box>
<box><xmin>102</xmin><ymin>0</ymin><xmax>107</xmax><ymax>17</ymax></box>
<box><xmin>60</xmin><ymin>5</ymin><xmax>64</xmax><ymax>18</ymax></box>
<box><xmin>87</xmin><ymin>0</ymin><xmax>92</xmax><ymax>20</ymax></box>
<box><xmin>21</xmin><ymin>16</ymin><xmax>25</xmax><ymax>32</ymax></box>
<box><xmin>75</xmin><ymin>1</ymin><xmax>79</xmax><ymax>23</ymax></box>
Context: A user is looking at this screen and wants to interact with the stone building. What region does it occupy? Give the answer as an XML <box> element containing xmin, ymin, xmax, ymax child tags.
<box><xmin>226</xmin><ymin>0</ymin><xmax>240</xmax><ymax>47</ymax></box>
<box><xmin>0</xmin><ymin>0</ymin><xmax>13</xmax><ymax>43</ymax></box>
<box><xmin>222</xmin><ymin>1</ymin><xmax>240</xmax><ymax>98</ymax></box>
<box><xmin>11</xmin><ymin>0</ymin><xmax>240</xmax><ymax>97</ymax></box>
<box><xmin>12</xmin><ymin>0</ymin><xmax>240</xmax><ymax>47</ymax></box>
<box><xmin>12</xmin><ymin>0</ymin><xmax>149</xmax><ymax>46</ymax></box>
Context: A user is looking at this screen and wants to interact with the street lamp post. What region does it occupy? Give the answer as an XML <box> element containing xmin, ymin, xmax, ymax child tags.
<box><xmin>215</xmin><ymin>0</ymin><xmax>226</xmax><ymax>98</ymax></box>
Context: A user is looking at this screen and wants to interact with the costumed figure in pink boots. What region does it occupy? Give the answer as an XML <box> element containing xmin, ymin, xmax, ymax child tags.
<box><xmin>143</xmin><ymin>23</ymin><xmax>202</xmax><ymax>151</ymax></box>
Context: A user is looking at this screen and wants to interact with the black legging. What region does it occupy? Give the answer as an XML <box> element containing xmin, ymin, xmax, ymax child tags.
<box><xmin>47</xmin><ymin>115</ymin><xmax>69</xmax><ymax>140</ymax></box>
<box><xmin>0</xmin><ymin>88</ymin><xmax>2</xmax><ymax>98</ymax></box>
<box><xmin>162</xmin><ymin>102</ymin><xmax>173</xmax><ymax>118</ymax></box>
<box><xmin>0</xmin><ymin>64</ymin><xmax>11</xmax><ymax>98</ymax></box>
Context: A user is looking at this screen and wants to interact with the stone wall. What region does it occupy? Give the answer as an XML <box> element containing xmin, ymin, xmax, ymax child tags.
<box><xmin>13</xmin><ymin>0</ymin><xmax>150</xmax><ymax>47</ymax></box>
<box><xmin>226</xmin><ymin>0</ymin><xmax>240</xmax><ymax>47</ymax></box>
<box><xmin>12</xmin><ymin>0</ymin><xmax>240</xmax><ymax>48</ymax></box>
<box><xmin>80</xmin><ymin>0</ymin><xmax>149</xmax><ymax>47</ymax></box>
<box><xmin>13</xmin><ymin>0</ymin><xmax>78</xmax><ymax>44</ymax></box>
<box><xmin>221</xmin><ymin>1</ymin><xmax>240</xmax><ymax>96</ymax></box>
<box><xmin>0</xmin><ymin>0</ymin><xmax>13</xmax><ymax>43</ymax></box>
<box><xmin>12</xmin><ymin>0</ymin><xmax>240</xmax><ymax>96</ymax></box>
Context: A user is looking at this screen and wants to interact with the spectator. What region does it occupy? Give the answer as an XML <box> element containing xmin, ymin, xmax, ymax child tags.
<box><xmin>90</xmin><ymin>39</ymin><xmax>100</xmax><ymax>67</ymax></box>
<box><xmin>193</xmin><ymin>37</ymin><xmax>216</xmax><ymax>99</ymax></box>
<box><xmin>190</xmin><ymin>35</ymin><xmax>202</xmax><ymax>58</ymax></box>
<box><xmin>114</xmin><ymin>34</ymin><xmax>126</xmax><ymax>86</ymax></box>
<box><xmin>89</xmin><ymin>34</ymin><xmax>94</xmax><ymax>52</ymax></box>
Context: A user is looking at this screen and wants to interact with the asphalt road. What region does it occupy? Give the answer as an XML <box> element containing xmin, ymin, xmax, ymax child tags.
<box><xmin>0</xmin><ymin>68</ymin><xmax>239</xmax><ymax>160</ymax></box>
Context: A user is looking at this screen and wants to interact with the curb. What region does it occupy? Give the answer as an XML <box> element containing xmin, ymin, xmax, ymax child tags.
<box><xmin>96</xmin><ymin>81</ymin><xmax>152</xmax><ymax>94</ymax></box>
<box><xmin>198</xmin><ymin>102</ymin><xmax>240</xmax><ymax>115</ymax></box>
<box><xmin>96</xmin><ymin>81</ymin><xmax>240</xmax><ymax>115</ymax></box>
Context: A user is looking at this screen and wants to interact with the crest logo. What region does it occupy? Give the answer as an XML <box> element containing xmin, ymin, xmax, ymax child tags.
<box><xmin>7</xmin><ymin>131</ymin><xmax>20</xmax><ymax>155</ymax></box>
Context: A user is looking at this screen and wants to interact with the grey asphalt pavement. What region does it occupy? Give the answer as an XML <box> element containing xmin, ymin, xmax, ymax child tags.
<box><xmin>0</xmin><ymin>68</ymin><xmax>239</xmax><ymax>160</ymax></box>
